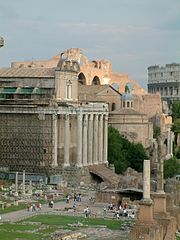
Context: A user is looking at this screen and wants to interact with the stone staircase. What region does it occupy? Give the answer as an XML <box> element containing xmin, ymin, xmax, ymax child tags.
<box><xmin>89</xmin><ymin>164</ymin><xmax>120</xmax><ymax>187</ymax></box>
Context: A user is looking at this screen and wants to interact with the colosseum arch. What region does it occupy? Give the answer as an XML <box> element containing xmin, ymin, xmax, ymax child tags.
<box><xmin>78</xmin><ymin>72</ymin><xmax>87</xmax><ymax>85</ymax></box>
<box><xmin>91</xmin><ymin>61</ymin><xmax>98</xmax><ymax>68</ymax></box>
<box><xmin>91</xmin><ymin>76</ymin><xmax>100</xmax><ymax>85</ymax></box>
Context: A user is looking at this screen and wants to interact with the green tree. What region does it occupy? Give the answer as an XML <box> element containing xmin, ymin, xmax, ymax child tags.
<box><xmin>108</xmin><ymin>126</ymin><xmax>148</xmax><ymax>174</ymax></box>
<box><xmin>127</xmin><ymin>143</ymin><xmax>148</xmax><ymax>172</ymax></box>
<box><xmin>172</xmin><ymin>101</ymin><xmax>180</xmax><ymax>120</ymax></box>
<box><xmin>108</xmin><ymin>126</ymin><xmax>128</xmax><ymax>173</ymax></box>
<box><xmin>153</xmin><ymin>125</ymin><xmax>161</xmax><ymax>139</ymax></box>
<box><xmin>164</xmin><ymin>157</ymin><xmax>180</xmax><ymax>179</ymax></box>
<box><xmin>172</xmin><ymin>118</ymin><xmax>180</xmax><ymax>146</ymax></box>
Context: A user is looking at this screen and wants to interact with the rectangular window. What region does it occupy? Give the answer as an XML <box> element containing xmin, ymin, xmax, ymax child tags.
<box><xmin>66</xmin><ymin>80</ymin><xmax>72</xmax><ymax>99</ymax></box>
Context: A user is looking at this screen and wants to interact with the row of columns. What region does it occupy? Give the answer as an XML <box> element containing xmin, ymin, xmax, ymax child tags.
<box><xmin>77</xmin><ymin>113</ymin><xmax>108</xmax><ymax>167</ymax></box>
<box><xmin>61</xmin><ymin>113</ymin><xmax>108</xmax><ymax>168</ymax></box>
<box><xmin>149</xmin><ymin>85</ymin><xmax>179</xmax><ymax>96</ymax></box>
<box><xmin>15</xmin><ymin>170</ymin><xmax>32</xmax><ymax>196</ymax></box>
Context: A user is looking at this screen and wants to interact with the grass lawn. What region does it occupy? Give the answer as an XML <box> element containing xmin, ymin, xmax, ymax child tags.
<box><xmin>0</xmin><ymin>214</ymin><xmax>128</xmax><ymax>240</ymax></box>
<box><xmin>25</xmin><ymin>214</ymin><xmax>125</xmax><ymax>230</ymax></box>
<box><xmin>0</xmin><ymin>203</ymin><xmax>27</xmax><ymax>214</ymax></box>
<box><xmin>0</xmin><ymin>231</ymin><xmax>43</xmax><ymax>240</ymax></box>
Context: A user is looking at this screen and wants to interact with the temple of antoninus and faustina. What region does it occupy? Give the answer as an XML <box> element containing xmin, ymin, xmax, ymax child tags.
<box><xmin>0</xmin><ymin>48</ymin><xmax>109</xmax><ymax>184</ymax></box>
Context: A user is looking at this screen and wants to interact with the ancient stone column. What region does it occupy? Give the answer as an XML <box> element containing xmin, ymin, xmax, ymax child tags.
<box><xmin>88</xmin><ymin>114</ymin><xmax>93</xmax><ymax>165</ymax></box>
<box><xmin>170</xmin><ymin>131</ymin><xmax>174</xmax><ymax>156</ymax></box>
<box><xmin>57</xmin><ymin>115</ymin><xmax>63</xmax><ymax>163</ymax></box>
<box><xmin>82</xmin><ymin>114</ymin><xmax>88</xmax><ymax>166</ymax></box>
<box><xmin>93</xmin><ymin>114</ymin><xmax>99</xmax><ymax>164</ymax></box>
<box><xmin>103</xmin><ymin>114</ymin><xmax>108</xmax><ymax>164</ymax></box>
<box><xmin>22</xmin><ymin>170</ymin><xmax>25</xmax><ymax>195</ymax></box>
<box><xmin>15</xmin><ymin>172</ymin><xmax>18</xmax><ymax>196</ymax></box>
<box><xmin>76</xmin><ymin>113</ymin><xmax>83</xmax><ymax>167</ymax></box>
<box><xmin>143</xmin><ymin>160</ymin><xmax>151</xmax><ymax>201</ymax></box>
<box><xmin>136</xmin><ymin>160</ymin><xmax>154</xmax><ymax>225</ymax></box>
<box><xmin>29</xmin><ymin>180</ymin><xmax>32</xmax><ymax>195</ymax></box>
<box><xmin>167</xmin><ymin>128</ymin><xmax>171</xmax><ymax>156</ymax></box>
<box><xmin>52</xmin><ymin>114</ymin><xmax>58</xmax><ymax>167</ymax></box>
<box><xmin>63</xmin><ymin>114</ymin><xmax>70</xmax><ymax>167</ymax></box>
<box><xmin>98</xmin><ymin>114</ymin><xmax>103</xmax><ymax>164</ymax></box>
<box><xmin>157</xmin><ymin>157</ymin><xmax>165</xmax><ymax>194</ymax></box>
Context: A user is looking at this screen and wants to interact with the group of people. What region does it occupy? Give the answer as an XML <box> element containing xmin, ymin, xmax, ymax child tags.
<box><xmin>65</xmin><ymin>192</ymin><xmax>82</xmax><ymax>204</ymax></box>
<box><xmin>27</xmin><ymin>202</ymin><xmax>42</xmax><ymax>212</ymax></box>
<box><xmin>103</xmin><ymin>202</ymin><xmax>130</xmax><ymax>219</ymax></box>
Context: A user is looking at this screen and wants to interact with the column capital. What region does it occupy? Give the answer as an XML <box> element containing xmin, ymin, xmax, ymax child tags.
<box><xmin>52</xmin><ymin>114</ymin><xmax>57</xmax><ymax>120</ymax></box>
<box><xmin>99</xmin><ymin>114</ymin><xmax>103</xmax><ymax>120</ymax></box>
<box><xmin>64</xmin><ymin>114</ymin><xmax>69</xmax><ymax>120</ymax></box>
<box><xmin>83</xmin><ymin>114</ymin><xmax>88</xmax><ymax>124</ymax></box>
<box><xmin>77</xmin><ymin>113</ymin><xmax>83</xmax><ymax>121</ymax></box>
<box><xmin>104</xmin><ymin>114</ymin><xmax>108</xmax><ymax>121</ymax></box>
<box><xmin>94</xmin><ymin>114</ymin><xmax>99</xmax><ymax>120</ymax></box>
<box><xmin>89</xmin><ymin>114</ymin><xmax>94</xmax><ymax>121</ymax></box>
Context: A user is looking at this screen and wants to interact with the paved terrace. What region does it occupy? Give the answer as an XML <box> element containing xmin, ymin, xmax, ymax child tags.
<box><xmin>0</xmin><ymin>193</ymin><xmax>135</xmax><ymax>223</ymax></box>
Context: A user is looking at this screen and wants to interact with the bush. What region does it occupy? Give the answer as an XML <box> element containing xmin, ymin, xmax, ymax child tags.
<box><xmin>164</xmin><ymin>157</ymin><xmax>180</xmax><ymax>179</ymax></box>
<box><xmin>108</xmin><ymin>126</ymin><xmax>148</xmax><ymax>174</ymax></box>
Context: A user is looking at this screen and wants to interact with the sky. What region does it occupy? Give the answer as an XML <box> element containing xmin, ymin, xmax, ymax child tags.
<box><xmin>0</xmin><ymin>0</ymin><xmax>180</xmax><ymax>89</ymax></box>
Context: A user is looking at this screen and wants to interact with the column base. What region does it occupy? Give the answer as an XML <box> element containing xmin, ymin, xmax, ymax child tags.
<box><xmin>138</xmin><ymin>199</ymin><xmax>154</xmax><ymax>223</ymax></box>
<box><xmin>152</xmin><ymin>192</ymin><xmax>167</xmax><ymax>214</ymax></box>
<box><xmin>76</xmin><ymin>164</ymin><xmax>82</xmax><ymax>168</ymax></box>
<box><xmin>63</xmin><ymin>163</ymin><xmax>70</xmax><ymax>168</ymax></box>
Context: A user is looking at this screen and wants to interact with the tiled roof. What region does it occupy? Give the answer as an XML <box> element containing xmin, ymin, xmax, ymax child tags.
<box><xmin>78</xmin><ymin>84</ymin><xmax>111</xmax><ymax>101</ymax></box>
<box><xmin>0</xmin><ymin>67</ymin><xmax>55</xmax><ymax>78</ymax></box>
<box><xmin>78</xmin><ymin>84</ymin><xmax>110</xmax><ymax>94</ymax></box>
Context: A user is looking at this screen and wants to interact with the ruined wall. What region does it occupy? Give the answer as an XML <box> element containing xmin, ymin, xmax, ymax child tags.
<box><xmin>133</xmin><ymin>94</ymin><xmax>162</xmax><ymax>121</ymax></box>
<box><xmin>109</xmin><ymin>112</ymin><xmax>153</xmax><ymax>148</ymax></box>
<box><xmin>0</xmin><ymin>112</ymin><xmax>54</xmax><ymax>171</ymax></box>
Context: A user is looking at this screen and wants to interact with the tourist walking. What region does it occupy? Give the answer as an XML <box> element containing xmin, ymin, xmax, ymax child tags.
<box><xmin>84</xmin><ymin>206</ymin><xmax>91</xmax><ymax>218</ymax></box>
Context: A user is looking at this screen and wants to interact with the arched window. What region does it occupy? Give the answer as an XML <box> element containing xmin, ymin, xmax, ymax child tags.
<box><xmin>127</xmin><ymin>101</ymin><xmax>130</xmax><ymax>108</ymax></box>
<box><xmin>111</xmin><ymin>103</ymin><xmax>116</xmax><ymax>111</ymax></box>
<box><xmin>91</xmin><ymin>61</ymin><xmax>98</xmax><ymax>68</ymax></box>
<box><xmin>78</xmin><ymin>72</ymin><xmax>86</xmax><ymax>85</ymax></box>
<box><xmin>91</xmin><ymin>76</ymin><xmax>100</xmax><ymax>85</ymax></box>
